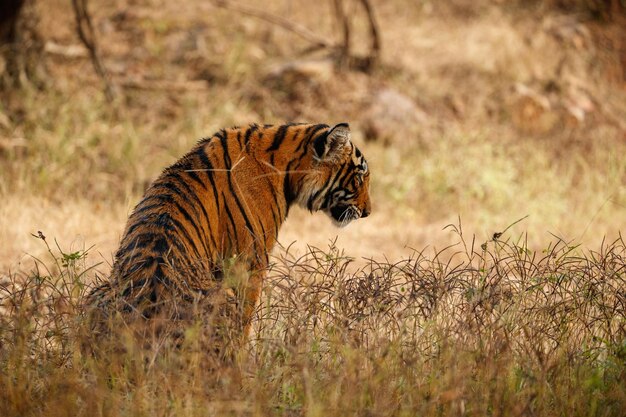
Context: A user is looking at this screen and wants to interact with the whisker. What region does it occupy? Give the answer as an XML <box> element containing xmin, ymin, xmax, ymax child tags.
<box><xmin>339</xmin><ymin>206</ymin><xmax>359</xmax><ymax>227</ymax></box>
<box><xmin>230</xmin><ymin>156</ymin><xmax>246</xmax><ymax>171</ymax></box>
<box><xmin>338</xmin><ymin>207</ymin><xmax>353</xmax><ymax>227</ymax></box>
<box><xmin>251</xmin><ymin>169</ymin><xmax>317</xmax><ymax>181</ymax></box>
<box><xmin>260</xmin><ymin>160</ymin><xmax>280</xmax><ymax>172</ymax></box>
<box><xmin>184</xmin><ymin>155</ymin><xmax>246</xmax><ymax>173</ymax></box>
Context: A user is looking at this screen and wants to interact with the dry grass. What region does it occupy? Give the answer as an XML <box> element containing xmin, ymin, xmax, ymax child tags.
<box><xmin>1</xmin><ymin>227</ymin><xmax>625</xmax><ymax>416</ymax></box>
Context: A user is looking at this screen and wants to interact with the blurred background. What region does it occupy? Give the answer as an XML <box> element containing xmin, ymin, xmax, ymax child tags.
<box><xmin>0</xmin><ymin>0</ymin><xmax>625</xmax><ymax>273</ymax></box>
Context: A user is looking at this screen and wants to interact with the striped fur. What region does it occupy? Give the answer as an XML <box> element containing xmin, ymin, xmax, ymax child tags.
<box><xmin>87</xmin><ymin>122</ymin><xmax>371</xmax><ymax>340</ymax></box>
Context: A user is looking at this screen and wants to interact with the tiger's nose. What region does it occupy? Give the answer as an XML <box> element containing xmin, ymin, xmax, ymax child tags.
<box><xmin>361</xmin><ymin>208</ymin><xmax>370</xmax><ymax>218</ymax></box>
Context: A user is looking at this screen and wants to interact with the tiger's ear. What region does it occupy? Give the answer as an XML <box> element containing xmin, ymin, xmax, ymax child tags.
<box><xmin>313</xmin><ymin>123</ymin><xmax>351</xmax><ymax>162</ymax></box>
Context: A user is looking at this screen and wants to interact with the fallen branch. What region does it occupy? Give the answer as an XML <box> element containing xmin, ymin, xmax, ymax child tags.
<box><xmin>44</xmin><ymin>41</ymin><xmax>88</xmax><ymax>58</ymax></box>
<box><xmin>212</xmin><ymin>0</ymin><xmax>334</xmax><ymax>49</ymax></box>
<box><xmin>213</xmin><ymin>0</ymin><xmax>381</xmax><ymax>73</ymax></box>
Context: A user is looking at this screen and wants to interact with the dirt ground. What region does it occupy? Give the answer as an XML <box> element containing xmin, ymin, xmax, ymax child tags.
<box><xmin>1</xmin><ymin>0</ymin><xmax>625</xmax><ymax>274</ymax></box>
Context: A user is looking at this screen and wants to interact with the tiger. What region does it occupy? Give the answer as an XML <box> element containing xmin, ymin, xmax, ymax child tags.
<box><xmin>85</xmin><ymin>122</ymin><xmax>371</xmax><ymax>355</ymax></box>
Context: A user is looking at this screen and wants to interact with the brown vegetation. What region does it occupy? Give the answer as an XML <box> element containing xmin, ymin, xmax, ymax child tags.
<box><xmin>1</xmin><ymin>228</ymin><xmax>625</xmax><ymax>416</ymax></box>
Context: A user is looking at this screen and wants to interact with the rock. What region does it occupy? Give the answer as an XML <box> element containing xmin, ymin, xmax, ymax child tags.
<box><xmin>509</xmin><ymin>83</ymin><xmax>559</xmax><ymax>135</ymax></box>
<box><xmin>0</xmin><ymin>137</ymin><xmax>28</xmax><ymax>158</ymax></box>
<box><xmin>361</xmin><ymin>88</ymin><xmax>429</xmax><ymax>145</ymax></box>
<box><xmin>266</xmin><ymin>58</ymin><xmax>334</xmax><ymax>85</ymax></box>
<box><xmin>563</xmin><ymin>86</ymin><xmax>595</xmax><ymax>128</ymax></box>
<box><xmin>509</xmin><ymin>82</ymin><xmax>596</xmax><ymax>133</ymax></box>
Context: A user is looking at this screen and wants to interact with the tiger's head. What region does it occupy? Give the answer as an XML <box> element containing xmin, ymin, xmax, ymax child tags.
<box><xmin>299</xmin><ymin>123</ymin><xmax>371</xmax><ymax>228</ymax></box>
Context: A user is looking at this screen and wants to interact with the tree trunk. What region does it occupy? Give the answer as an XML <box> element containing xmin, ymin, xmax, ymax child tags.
<box><xmin>0</xmin><ymin>0</ymin><xmax>23</xmax><ymax>42</ymax></box>
<box><xmin>0</xmin><ymin>0</ymin><xmax>43</xmax><ymax>90</ymax></box>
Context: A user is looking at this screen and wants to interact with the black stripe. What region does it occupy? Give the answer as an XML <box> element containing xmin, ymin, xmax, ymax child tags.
<box><xmin>169</xmin><ymin>172</ymin><xmax>218</xmax><ymax>250</ymax></box>
<box><xmin>219</xmin><ymin>130</ymin><xmax>232</xmax><ymax>168</ymax></box>
<box><xmin>313</xmin><ymin>133</ymin><xmax>327</xmax><ymax>159</ymax></box>
<box><xmin>165</xmin><ymin>212</ymin><xmax>204</xmax><ymax>260</ymax></box>
<box><xmin>282</xmin><ymin>131</ymin><xmax>319</xmax><ymax>204</ymax></box>
<box><xmin>186</xmin><ymin>166</ymin><xmax>208</xmax><ymax>191</ymax></box>
<box><xmin>156</xmin><ymin>174</ymin><xmax>193</xmax><ymax>202</ymax></box>
<box><xmin>225</xmin><ymin>174</ymin><xmax>258</xmax><ymax>254</ymax></box>
<box><xmin>258</xmin><ymin>159</ymin><xmax>285</xmax><ymax>227</ymax></box>
<box><xmin>125</xmin><ymin>256</ymin><xmax>158</xmax><ymax>275</ymax></box>
<box><xmin>155</xmin><ymin>212</ymin><xmax>173</xmax><ymax>229</ymax></box>
<box><xmin>123</xmin><ymin>213</ymin><xmax>176</xmax><ymax>250</ymax></box>
<box><xmin>197</xmin><ymin>135</ymin><xmax>212</xmax><ymax>146</ymax></box>
<box><xmin>171</xmin><ymin>198</ymin><xmax>209</xmax><ymax>257</ymax></box>
<box><xmin>152</xmin><ymin>236</ymin><xmax>169</xmax><ymax>254</ymax></box>
<box><xmin>172</xmin><ymin>155</ymin><xmax>194</xmax><ymax>171</ymax></box>
<box><xmin>198</xmin><ymin>146</ymin><xmax>221</xmax><ymax>209</ymax></box>
<box><xmin>118</xmin><ymin>250</ymin><xmax>149</xmax><ymax>271</ymax></box>
<box><xmin>259</xmin><ymin>220</ymin><xmax>267</xmax><ymax>242</ymax></box>
<box><xmin>266</xmin><ymin>124</ymin><xmax>291</xmax><ymax>152</ymax></box>
<box><xmin>344</xmin><ymin>169</ymin><xmax>358</xmax><ymax>186</ymax></box>
<box><xmin>275</xmin><ymin>191</ymin><xmax>285</xmax><ymax>221</ymax></box>
<box><xmin>291</xmin><ymin>127</ymin><xmax>302</xmax><ymax>142</ymax></box>
<box><xmin>283</xmin><ymin>159</ymin><xmax>297</xmax><ymax>205</ymax></box>
<box><xmin>306</xmin><ymin>193</ymin><xmax>315</xmax><ymax>211</ymax></box>
<box><xmin>130</xmin><ymin>203</ymin><xmax>160</xmax><ymax>220</ymax></box>
<box><xmin>124</xmin><ymin>215</ymin><xmax>157</xmax><ymax>239</ymax></box>
<box><xmin>132</xmin><ymin>194</ymin><xmax>175</xmax><ymax>217</ymax></box>
<box><xmin>308</xmin><ymin>162</ymin><xmax>347</xmax><ymax>210</ymax></box>
<box><xmin>119</xmin><ymin>241</ymin><xmax>167</xmax><ymax>271</ymax></box>
<box><xmin>289</xmin><ymin>141</ymin><xmax>314</xmax><ymax>175</ymax></box>
<box><xmin>218</xmin><ymin>131</ymin><xmax>258</xmax><ymax>253</ymax></box>
<box><xmin>159</xmin><ymin>230</ymin><xmax>189</xmax><ymax>260</ymax></box>
<box><xmin>244</xmin><ymin>124</ymin><xmax>259</xmax><ymax>152</ymax></box>
<box><xmin>118</xmin><ymin>232</ymin><xmax>161</xmax><ymax>255</ymax></box>
<box><xmin>296</xmin><ymin>124</ymin><xmax>327</xmax><ymax>154</ymax></box>
<box><xmin>320</xmin><ymin>163</ymin><xmax>350</xmax><ymax>209</ymax></box>
<box><xmin>306</xmin><ymin>123</ymin><xmax>326</xmax><ymax>136</ymax></box>
<box><xmin>236</xmin><ymin>130</ymin><xmax>243</xmax><ymax>148</ymax></box>
<box><xmin>135</xmin><ymin>190</ymin><xmax>177</xmax><ymax>203</ymax></box>
<box><xmin>328</xmin><ymin>162</ymin><xmax>350</xmax><ymax>190</ymax></box>
<box><xmin>269</xmin><ymin>189</ymin><xmax>282</xmax><ymax>226</ymax></box>
<box><xmin>272</xmin><ymin>206</ymin><xmax>280</xmax><ymax>238</ymax></box>
<box><xmin>152</xmin><ymin>179</ymin><xmax>198</xmax><ymax>215</ymax></box>
<box><xmin>222</xmin><ymin>192</ymin><xmax>239</xmax><ymax>246</ymax></box>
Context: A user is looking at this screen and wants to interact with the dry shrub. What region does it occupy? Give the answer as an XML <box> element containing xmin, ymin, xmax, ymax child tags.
<box><xmin>1</xmin><ymin>227</ymin><xmax>625</xmax><ymax>416</ymax></box>
<box><xmin>254</xmin><ymin>230</ymin><xmax>625</xmax><ymax>415</ymax></box>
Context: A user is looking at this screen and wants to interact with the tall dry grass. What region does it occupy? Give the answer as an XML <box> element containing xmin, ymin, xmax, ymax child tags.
<box><xmin>1</xmin><ymin>226</ymin><xmax>624</xmax><ymax>416</ymax></box>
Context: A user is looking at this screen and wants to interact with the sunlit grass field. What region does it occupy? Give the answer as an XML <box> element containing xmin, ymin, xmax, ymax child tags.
<box><xmin>1</xmin><ymin>0</ymin><xmax>625</xmax><ymax>415</ymax></box>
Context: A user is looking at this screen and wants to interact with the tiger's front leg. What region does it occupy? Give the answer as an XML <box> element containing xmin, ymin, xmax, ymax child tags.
<box><xmin>220</xmin><ymin>259</ymin><xmax>265</xmax><ymax>338</ymax></box>
<box><xmin>240</xmin><ymin>268</ymin><xmax>265</xmax><ymax>338</ymax></box>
